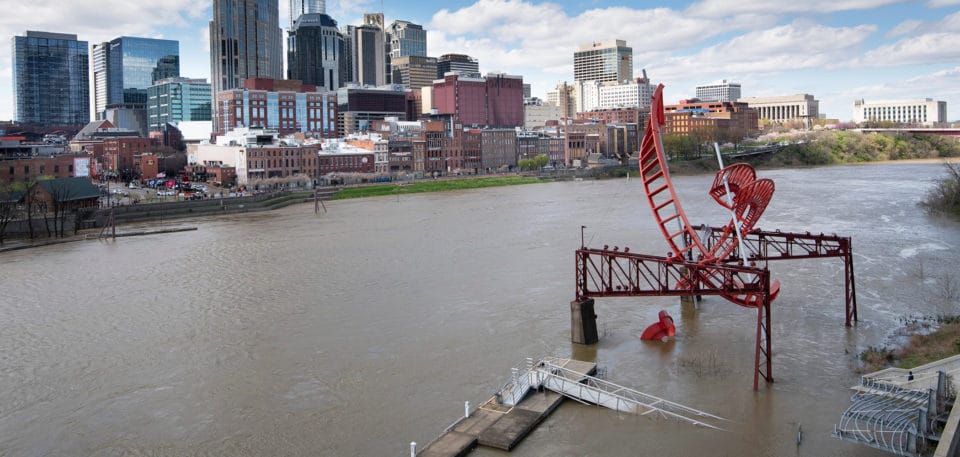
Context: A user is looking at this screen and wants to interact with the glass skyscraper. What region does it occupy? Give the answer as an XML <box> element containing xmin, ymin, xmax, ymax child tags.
<box><xmin>12</xmin><ymin>31</ymin><xmax>89</xmax><ymax>126</ymax></box>
<box><xmin>92</xmin><ymin>36</ymin><xmax>180</xmax><ymax>118</ymax></box>
<box><xmin>210</xmin><ymin>0</ymin><xmax>284</xmax><ymax>129</ymax></box>
<box><xmin>387</xmin><ymin>20</ymin><xmax>426</xmax><ymax>60</ymax></box>
<box><xmin>289</xmin><ymin>0</ymin><xmax>325</xmax><ymax>26</ymax></box>
<box><xmin>146</xmin><ymin>78</ymin><xmax>212</xmax><ymax>132</ymax></box>
<box><xmin>288</xmin><ymin>13</ymin><xmax>344</xmax><ymax>91</ymax></box>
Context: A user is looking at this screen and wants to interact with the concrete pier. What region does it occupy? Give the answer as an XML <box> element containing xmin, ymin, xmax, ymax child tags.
<box><xmin>570</xmin><ymin>299</ymin><xmax>598</xmax><ymax>344</ymax></box>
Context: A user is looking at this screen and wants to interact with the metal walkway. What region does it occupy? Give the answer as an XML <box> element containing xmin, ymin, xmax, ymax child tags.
<box><xmin>496</xmin><ymin>357</ymin><xmax>726</xmax><ymax>430</ymax></box>
<box><xmin>834</xmin><ymin>371</ymin><xmax>955</xmax><ymax>456</ymax></box>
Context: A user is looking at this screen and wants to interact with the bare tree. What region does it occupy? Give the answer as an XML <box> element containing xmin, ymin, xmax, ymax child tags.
<box><xmin>0</xmin><ymin>185</ymin><xmax>20</xmax><ymax>245</ymax></box>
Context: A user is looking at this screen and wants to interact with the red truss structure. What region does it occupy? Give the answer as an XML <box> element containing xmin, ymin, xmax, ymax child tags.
<box><xmin>572</xmin><ymin>84</ymin><xmax>857</xmax><ymax>390</ymax></box>
<box><xmin>686</xmin><ymin>225</ymin><xmax>857</xmax><ymax>326</ymax></box>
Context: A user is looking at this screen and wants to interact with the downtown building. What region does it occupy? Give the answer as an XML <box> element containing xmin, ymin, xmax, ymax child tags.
<box><xmin>431</xmin><ymin>72</ymin><xmax>524</xmax><ymax>128</ymax></box>
<box><xmin>386</xmin><ymin>20</ymin><xmax>427</xmax><ymax>84</ymax></box>
<box><xmin>598</xmin><ymin>73</ymin><xmax>654</xmax><ymax>110</ymax></box>
<box><xmin>290</xmin><ymin>0</ymin><xmax>324</xmax><ymax>24</ymax></box>
<box><xmin>391</xmin><ymin>55</ymin><xmax>438</xmax><ymax>91</ymax></box>
<box><xmin>12</xmin><ymin>31</ymin><xmax>89</xmax><ymax>127</ymax></box>
<box><xmin>696</xmin><ymin>80</ymin><xmax>742</xmax><ymax>102</ymax></box>
<box><xmin>92</xmin><ymin>36</ymin><xmax>179</xmax><ymax>127</ymax></box>
<box><xmin>343</xmin><ymin>14</ymin><xmax>387</xmax><ymax>87</ymax></box>
<box><xmin>287</xmin><ymin>13</ymin><xmax>346</xmax><ymax>92</ymax></box>
<box><xmin>216</xmin><ymin>78</ymin><xmax>337</xmax><ymax>137</ymax></box>
<box><xmin>209</xmin><ymin>0</ymin><xmax>284</xmax><ymax>129</ymax></box>
<box><xmin>336</xmin><ymin>85</ymin><xmax>408</xmax><ymax>136</ymax></box>
<box><xmin>437</xmin><ymin>54</ymin><xmax>479</xmax><ymax>78</ymax></box>
<box><xmin>573</xmin><ymin>40</ymin><xmax>632</xmax><ymax>84</ymax></box>
<box><xmin>738</xmin><ymin>94</ymin><xmax>820</xmax><ymax>128</ymax></box>
<box><xmin>146</xmin><ymin>78</ymin><xmax>212</xmax><ymax>133</ymax></box>
<box><xmin>663</xmin><ymin>100</ymin><xmax>759</xmax><ymax>136</ymax></box>
<box><xmin>852</xmin><ymin>98</ymin><xmax>947</xmax><ymax>127</ymax></box>
<box><xmin>194</xmin><ymin>127</ymin><xmax>322</xmax><ymax>186</ymax></box>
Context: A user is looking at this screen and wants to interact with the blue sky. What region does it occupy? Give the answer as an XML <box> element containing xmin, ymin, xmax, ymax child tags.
<box><xmin>1</xmin><ymin>0</ymin><xmax>959</xmax><ymax>122</ymax></box>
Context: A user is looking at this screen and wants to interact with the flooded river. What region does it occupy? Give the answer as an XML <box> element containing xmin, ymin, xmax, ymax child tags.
<box><xmin>2</xmin><ymin>162</ymin><xmax>959</xmax><ymax>456</ymax></box>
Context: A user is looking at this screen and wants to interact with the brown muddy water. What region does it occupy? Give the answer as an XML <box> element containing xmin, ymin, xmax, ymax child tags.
<box><xmin>2</xmin><ymin>162</ymin><xmax>959</xmax><ymax>456</ymax></box>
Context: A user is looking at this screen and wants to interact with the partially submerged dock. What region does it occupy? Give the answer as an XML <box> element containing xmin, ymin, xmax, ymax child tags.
<box><xmin>416</xmin><ymin>357</ymin><xmax>725</xmax><ymax>457</ymax></box>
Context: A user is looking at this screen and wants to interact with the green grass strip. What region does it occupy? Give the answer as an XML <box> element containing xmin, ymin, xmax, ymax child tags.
<box><xmin>331</xmin><ymin>176</ymin><xmax>545</xmax><ymax>200</ymax></box>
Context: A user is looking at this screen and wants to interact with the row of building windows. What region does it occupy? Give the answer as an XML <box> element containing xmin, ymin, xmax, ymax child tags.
<box><xmin>7</xmin><ymin>164</ymin><xmax>74</xmax><ymax>175</ymax></box>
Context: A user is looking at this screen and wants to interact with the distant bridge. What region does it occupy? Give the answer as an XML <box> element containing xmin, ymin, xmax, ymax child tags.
<box><xmin>724</xmin><ymin>144</ymin><xmax>785</xmax><ymax>159</ymax></box>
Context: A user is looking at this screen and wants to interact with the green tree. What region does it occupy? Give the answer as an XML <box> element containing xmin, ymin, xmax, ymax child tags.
<box><xmin>533</xmin><ymin>154</ymin><xmax>549</xmax><ymax>169</ymax></box>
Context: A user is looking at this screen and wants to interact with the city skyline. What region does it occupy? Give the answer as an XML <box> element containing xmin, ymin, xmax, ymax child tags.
<box><xmin>0</xmin><ymin>0</ymin><xmax>958</xmax><ymax>123</ymax></box>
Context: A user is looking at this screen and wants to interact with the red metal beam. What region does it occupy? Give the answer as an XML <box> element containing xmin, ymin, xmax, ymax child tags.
<box><xmin>576</xmin><ymin>247</ymin><xmax>775</xmax><ymax>389</ymax></box>
<box><xmin>688</xmin><ymin>225</ymin><xmax>858</xmax><ymax>326</ymax></box>
<box><xmin>575</xmin><ymin>248</ymin><xmax>770</xmax><ymax>301</ymax></box>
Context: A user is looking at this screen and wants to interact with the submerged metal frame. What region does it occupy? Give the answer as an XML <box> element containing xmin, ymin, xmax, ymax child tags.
<box><xmin>575</xmin><ymin>247</ymin><xmax>774</xmax><ymax>390</ymax></box>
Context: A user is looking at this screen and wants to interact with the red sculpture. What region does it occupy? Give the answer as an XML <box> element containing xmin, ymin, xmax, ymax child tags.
<box><xmin>640</xmin><ymin>310</ymin><xmax>675</xmax><ymax>341</ymax></box>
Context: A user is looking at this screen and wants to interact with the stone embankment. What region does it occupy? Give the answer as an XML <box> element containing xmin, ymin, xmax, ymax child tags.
<box><xmin>92</xmin><ymin>188</ymin><xmax>334</xmax><ymax>227</ymax></box>
<box><xmin>0</xmin><ymin>188</ymin><xmax>339</xmax><ymax>252</ymax></box>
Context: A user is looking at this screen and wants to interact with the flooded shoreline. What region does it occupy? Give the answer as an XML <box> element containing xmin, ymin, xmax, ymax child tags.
<box><xmin>1</xmin><ymin>162</ymin><xmax>958</xmax><ymax>455</ymax></box>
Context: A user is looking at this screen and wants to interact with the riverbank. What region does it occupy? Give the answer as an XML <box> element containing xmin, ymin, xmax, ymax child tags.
<box><xmin>860</xmin><ymin>317</ymin><xmax>960</xmax><ymax>372</ymax></box>
<box><xmin>0</xmin><ymin>226</ymin><xmax>198</xmax><ymax>253</ymax></box>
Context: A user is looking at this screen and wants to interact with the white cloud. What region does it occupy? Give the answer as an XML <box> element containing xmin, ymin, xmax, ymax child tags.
<box><xmin>687</xmin><ymin>0</ymin><xmax>907</xmax><ymax>17</ymax></box>
<box><xmin>927</xmin><ymin>0</ymin><xmax>960</xmax><ymax>7</ymax></box>
<box><xmin>840</xmin><ymin>66</ymin><xmax>960</xmax><ymax>103</ymax></box>
<box><xmin>887</xmin><ymin>19</ymin><xmax>922</xmax><ymax>37</ymax></box>
<box><xmin>651</xmin><ymin>21</ymin><xmax>877</xmax><ymax>81</ymax></box>
<box><xmin>859</xmin><ymin>32</ymin><xmax>960</xmax><ymax>65</ymax></box>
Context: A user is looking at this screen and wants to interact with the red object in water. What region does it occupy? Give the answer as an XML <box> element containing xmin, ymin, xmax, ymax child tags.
<box><xmin>640</xmin><ymin>310</ymin><xmax>676</xmax><ymax>341</ymax></box>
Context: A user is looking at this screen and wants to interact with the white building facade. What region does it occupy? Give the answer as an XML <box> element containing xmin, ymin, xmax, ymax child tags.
<box><xmin>524</xmin><ymin>100</ymin><xmax>561</xmax><ymax>129</ymax></box>
<box><xmin>574</xmin><ymin>80</ymin><xmax>602</xmax><ymax>114</ymax></box>
<box><xmin>853</xmin><ymin>98</ymin><xmax>947</xmax><ymax>127</ymax></box>
<box><xmin>573</xmin><ymin>40</ymin><xmax>633</xmax><ymax>83</ymax></box>
<box><xmin>696</xmin><ymin>80</ymin><xmax>741</xmax><ymax>102</ymax></box>
<box><xmin>598</xmin><ymin>77</ymin><xmax>654</xmax><ymax>110</ymax></box>
<box><xmin>739</xmin><ymin>94</ymin><xmax>820</xmax><ymax>126</ymax></box>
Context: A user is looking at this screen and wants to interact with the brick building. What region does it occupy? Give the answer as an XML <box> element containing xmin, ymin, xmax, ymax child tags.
<box><xmin>217</xmin><ymin>78</ymin><xmax>338</xmax><ymax>138</ymax></box>
<box><xmin>481</xmin><ymin>129</ymin><xmax>518</xmax><ymax>171</ymax></box>
<box><xmin>431</xmin><ymin>72</ymin><xmax>524</xmax><ymax>128</ymax></box>
<box><xmin>663</xmin><ymin>100</ymin><xmax>758</xmax><ymax>136</ymax></box>
<box><xmin>2</xmin><ymin>155</ymin><xmax>85</xmax><ymax>183</ymax></box>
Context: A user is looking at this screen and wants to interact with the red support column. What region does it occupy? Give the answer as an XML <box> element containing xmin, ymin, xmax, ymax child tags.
<box><xmin>844</xmin><ymin>245</ymin><xmax>858</xmax><ymax>326</ymax></box>
<box><xmin>753</xmin><ymin>295</ymin><xmax>773</xmax><ymax>390</ymax></box>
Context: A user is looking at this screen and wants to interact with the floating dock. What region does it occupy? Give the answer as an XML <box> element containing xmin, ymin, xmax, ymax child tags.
<box><xmin>416</xmin><ymin>357</ymin><xmax>725</xmax><ymax>457</ymax></box>
<box><xmin>417</xmin><ymin>359</ymin><xmax>595</xmax><ymax>457</ymax></box>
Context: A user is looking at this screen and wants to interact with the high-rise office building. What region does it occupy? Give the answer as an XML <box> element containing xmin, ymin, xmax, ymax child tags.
<box><xmin>391</xmin><ymin>56</ymin><xmax>437</xmax><ymax>91</ymax></box>
<box><xmin>387</xmin><ymin>20</ymin><xmax>426</xmax><ymax>59</ymax></box>
<box><xmin>573</xmin><ymin>39</ymin><xmax>632</xmax><ymax>83</ymax></box>
<box><xmin>347</xmin><ymin>14</ymin><xmax>387</xmax><ymax>86</ymax></box>
<box><xmin>696</xmin><ymin>80</ymin><xmax>741</xmax><ymax>102</ymax></box>
<box><xmin>437</xmin><ymin>54</ymin><xmax>479</xmax><ymax>78</ymax></box>
<box><xmin>289</xmin><ymin>0</ymin><xmax>325</xmax><ymax>26</ymax></box>
<box><xmin>288</xmin><ymin>13</ymin><xmax>345</xmax><ymax>91</ymax></box>
<box><xmin>210</xmin><ymin>0</ymin><xmax>284</xmax><ymax>127</ymax></box>
<box><xmin>92</xmin><ymin>36</ymin><xmax>179</xmax><ymax>119</ymax></box>
<box><xmin>147</xmin><ymin>78</ymin><xmax>212</xmax><ymax>132</ymax></box>
<box><xmin>12</xmin><ymin>31</ymin><xmax>89</xmax><ymax>126</ymax></box>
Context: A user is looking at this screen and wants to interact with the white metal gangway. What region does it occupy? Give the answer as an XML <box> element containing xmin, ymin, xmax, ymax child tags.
<box><xmin>495</xmin><ymin>357</ymin><xmax>727</xmax><ymax>430</ymax></box>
